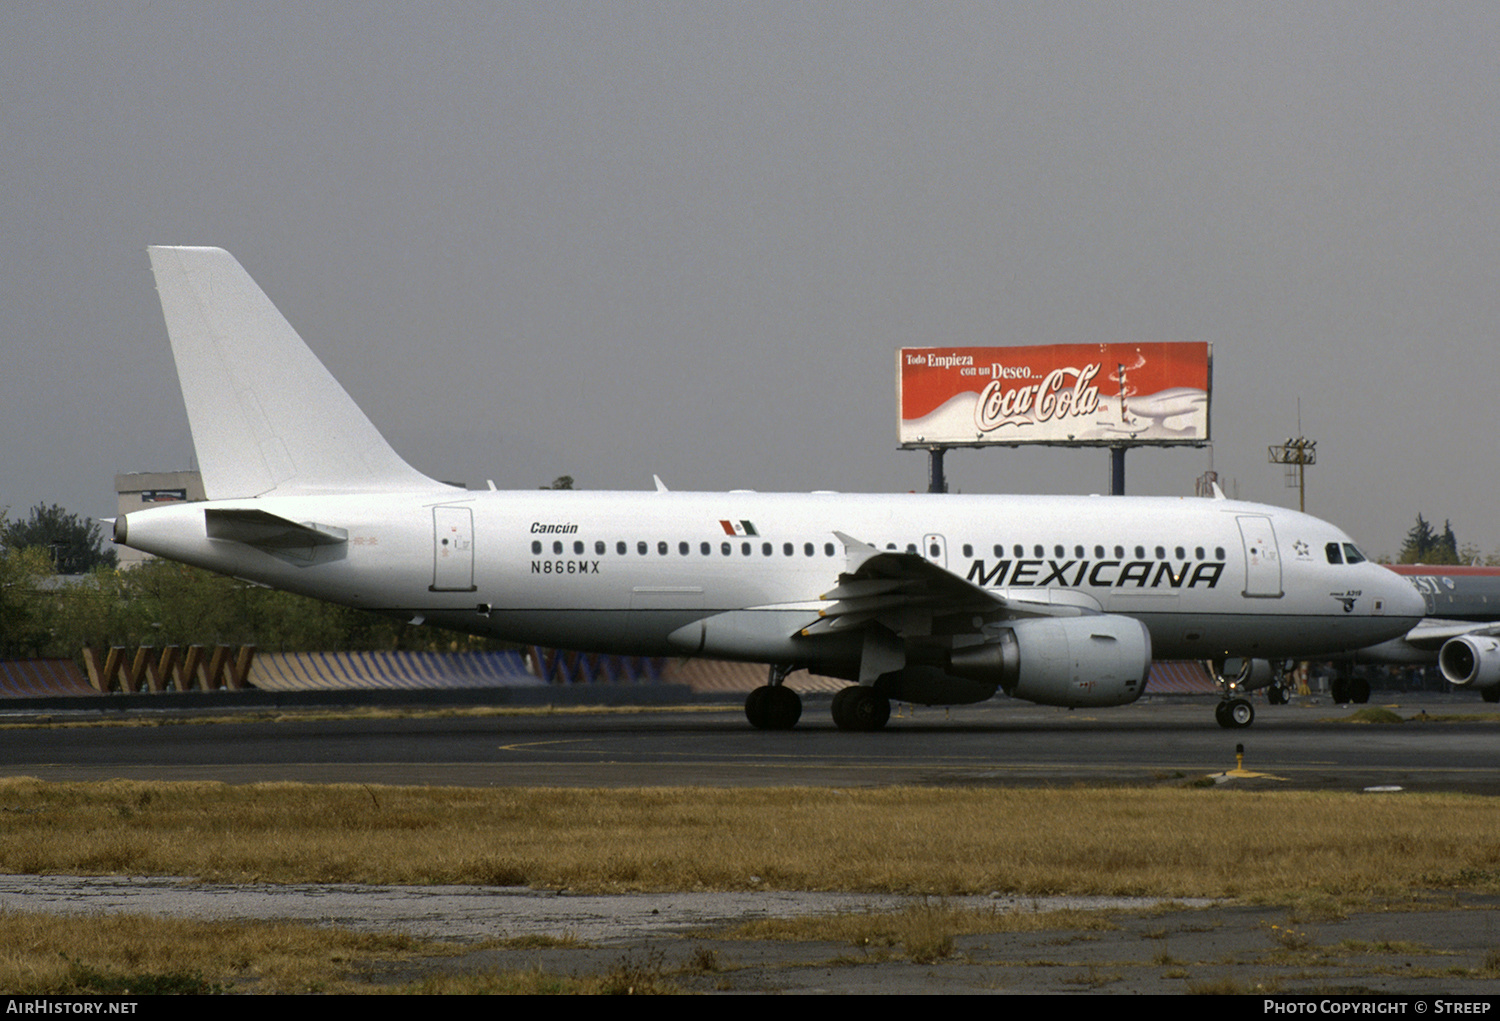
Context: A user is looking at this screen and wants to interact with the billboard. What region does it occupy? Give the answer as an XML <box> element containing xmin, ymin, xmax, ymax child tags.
<box><xmin>898</xmin><ymin>342</ymin><xmax>1211</xmax><ymax>447</ymax></box>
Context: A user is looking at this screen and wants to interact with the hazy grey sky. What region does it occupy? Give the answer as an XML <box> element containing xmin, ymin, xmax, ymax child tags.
<box><xmin>4</xmin><ymin>2</ymin><xmax>1497</xmax><ymax>560</ymax></box>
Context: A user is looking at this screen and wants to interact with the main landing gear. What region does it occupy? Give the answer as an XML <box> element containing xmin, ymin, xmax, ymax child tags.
<box><xmin>743</xmin><ymin>668</ymin><xmax>894</xmax><ymax>732</ymax></box>
<box><xmin>1329</xmin><ymin>663</ymin><xmax>1370</xmax><ymax>705</ymax></box>
<box><xmin>830</xmin><ymin>685</ymin><xmax>891</xmax><ymax>732</ymax></box>
<box><xmin>744</xmin><ymin>665</ymin><xmax>802</xmax><ymax>730</ymax></box>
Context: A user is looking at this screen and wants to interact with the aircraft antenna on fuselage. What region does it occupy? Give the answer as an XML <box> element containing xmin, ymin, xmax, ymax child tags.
<box><xmin>147</xmin><ymin>247</ymin><xmax>441</xmax><ymax>500</ymax></box>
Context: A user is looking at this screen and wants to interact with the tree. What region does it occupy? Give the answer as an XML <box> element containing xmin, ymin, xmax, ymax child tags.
<box><xmin>1399</xmin><ymin>514</ymin><xmax>1464</xmax><ymax>565</ymax></box>
<box><xmin>0</xmin><ymin>546</ymin><xmax>56</xmax><ymax>657</ymax></box>
<box><xmin>1</xmin><ymin>503</ymin><xmax>117</xmax><ymax>574</ymax></box>
<box><xmin>1439</xmin><ymin>520</ymin><xmax>1460</xmax><ymax>563</ymax></box>
<box><xmin>541</xmin><ymin>476</ymin><xmax>575</xmax><ymax>490</ymax></box>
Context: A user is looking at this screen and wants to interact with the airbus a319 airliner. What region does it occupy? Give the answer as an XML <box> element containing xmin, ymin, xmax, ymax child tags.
<box><xmin>114</xmin><ymin>247</ymin><xmax>1426</xmax><ymax>730</ymax></box>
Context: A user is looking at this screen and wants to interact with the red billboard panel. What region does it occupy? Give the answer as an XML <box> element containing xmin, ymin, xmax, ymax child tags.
<box><xmin>898</xmin><ymin>343</ymin><xmax>1211</xmax><ymax>447</ymax></box>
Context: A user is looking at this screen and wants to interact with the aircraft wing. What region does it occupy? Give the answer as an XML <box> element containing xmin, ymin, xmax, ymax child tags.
<box><xmin>797</xmin><ymin>532</ymin><xmax>1098</xmax><ymax>638</ymax></box>
<box><xmin>1397</xmin><ymin>618</ymin><xmax>1500</xmax><ymax>651</ymax></box>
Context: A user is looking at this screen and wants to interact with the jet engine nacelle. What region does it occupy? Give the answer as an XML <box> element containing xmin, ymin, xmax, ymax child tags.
<box><xmin>875</xmin><ymin>665</ymin><xmax>999</xmax><ymax>707</ymax></box>
<box><xmin>1438</xmin><ymin>634</ymin><xmax>1500</xmax><ymax>689</ymax></box>
<box><xmin>948</xmin><ymin>614</ymin><xmax>1152</xmax><ymax>708</ymax></box>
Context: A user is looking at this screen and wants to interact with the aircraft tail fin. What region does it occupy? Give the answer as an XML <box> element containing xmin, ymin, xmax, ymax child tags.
<box><xmin>147</xmin><ymin>246</ymin><xmax>442</xmax><ymax>499</ymax></box>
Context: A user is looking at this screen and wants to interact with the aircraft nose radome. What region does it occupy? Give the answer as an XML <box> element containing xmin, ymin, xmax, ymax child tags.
<box><xmin>1386</xmin><ymin>573</ymin><xmax>1426</xmax><ymax>620</ymax></box>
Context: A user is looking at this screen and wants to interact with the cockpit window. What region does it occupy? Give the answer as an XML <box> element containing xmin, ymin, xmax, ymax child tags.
<box><xmin>1343</xmin><ymin>543</ymin><xmax>1366</xmax><ymax>564</ymax></box>
<box><xmin>1325</xmin><ymin>542</ymin><xmax>1343</xmax><ymax>565</ymax></box>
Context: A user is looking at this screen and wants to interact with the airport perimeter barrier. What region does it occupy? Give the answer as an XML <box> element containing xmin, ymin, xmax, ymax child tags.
<box><xmin>6</xmin><ymin>646</ymin><xmax>671</xmax><ymax>696</ymax></box>
<box><xmin>5</xmin><ymin>650</ymin><xmax>1219</xmax><ymax>697</ymax></box>
<box><xmin>1144</xmin><ymin>660</ymin><xmax>1217</xmax><ymax>694</ymax></box>
<box><xmin>529</xmin><ymin>646</ymin><xmax>668</xmax><ymax>685</ymax></box>
<box><xmin>0</xmin><ymin>658</ymin><xmax>95</xmax><ymax>698</ymax></box>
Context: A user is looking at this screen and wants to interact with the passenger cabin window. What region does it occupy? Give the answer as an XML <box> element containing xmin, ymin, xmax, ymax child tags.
<box><xmin>701</xmin><ymin>542</ymin><xmax>711</xmax><ymax>555</ymax></box>
<box><xmin>657</xmin><ymin>541</ymin><xmax>668</xmax><ymax>555</ymax></box>
<box><xmin>963</xmin><ymin>544</ymin><xmax>973</xmax><ymax>557</ymax></box>
<box><xmin>617</xmin><ymin>541</ymin><xmax>627</xmax><ymax>555</ymax></box>
<box><xmin>804</xmin><ymin>543</ymin><xmax>815</xmax><ymax>556</ymax></box>
<box><xmin>637</xmin><ymin>541</ymin><xmax>648</xmax><ymax>555</ymax></box>
<box><xmin>826</xmin><ymin>543</ymin><xmax>836</xmax><ymax>556</ymax></box>
<box><xmin>722</xmin><ymin>542</ymin><xmax>732</xmax><ymax>556</ymax></box>
<box><xmin>575</xmin><ymin>541</ymin><xmax>584</xmax><ymax>555</ymax></box>
<box><xmin>784</xmin><ymin>543</ymin><xmax>794</xmax><ymax>556</ymax></box>
<box><xmin>595</xmin><ymin>541</ymin><xmax>606</xmax><ymax>555</ymax></box>
<box><xmin>531</xmin><ymin>540</ymin><xmax>542</xmax><ymax>554</ymax></box>
<box><xmin>679</xmin><ymin>542</ymin><xmax>689</xmax><ymax>555</ymax></box>
<box><xmin>553</xmin><ymin>541</ymin><xmax>563</xmax><ymax>554</ymax></box>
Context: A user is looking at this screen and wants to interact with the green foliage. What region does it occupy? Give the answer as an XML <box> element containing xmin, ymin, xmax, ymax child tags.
<box><xmin>541</xmin><ymin>475</ymin><xmax>575</xmax><ymax>490</ymax></box>
<box><xmin>6</xmin><ymin>558</ymin><xmax>514</xmax><ymax>660</ymax></box>
<box><xmin>0</xmin><ymin>546</ymin><xmax>59</xmax><ymax>657</ymax></box>
<box><xmin>1399</xmin><ymin>514</ymin><xmax>1463</xmax><ymax>565</ymax></box>
<box><xmin>1</xmin><ymin>503</ymin><xmax>116</xmax><ymax>574</ymax></box>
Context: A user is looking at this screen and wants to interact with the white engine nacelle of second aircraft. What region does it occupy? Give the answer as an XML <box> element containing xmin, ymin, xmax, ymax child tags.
<box><xmin>1439</xmin><ymin>634</ymin><xmax>1500</xmax><ymax>690</ymax></box>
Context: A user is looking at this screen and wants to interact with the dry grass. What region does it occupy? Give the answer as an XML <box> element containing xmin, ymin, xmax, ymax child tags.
<box><xmin>0</xmin><ymin>910</ymin><xmax>678</xmax><ymax>995</ymax></box>
<box><xmin>1</xmin><ymin>778</ymin><xmax>1497</xmax><ymax>900</ymax></box>
<box><xmin>0</xmin><ymin>910</ymin><xmax>439</xmax><ymax>994</ymax></box>
<box><xmin>729</xmin><ymin>902</ymin><xmax>1118</xmax><ymax>964</ymax></box>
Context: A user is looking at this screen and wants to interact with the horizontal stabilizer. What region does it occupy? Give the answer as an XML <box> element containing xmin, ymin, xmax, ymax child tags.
<box><xmin>205</xmin><ymin>508</ymin><xmax>348</xmax><ymax>549</ymax></box>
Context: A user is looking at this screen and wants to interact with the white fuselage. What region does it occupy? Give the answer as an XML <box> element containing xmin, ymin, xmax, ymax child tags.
<box><xmin>119</xmin><ymin>488</ymin><xmax>1425</xmax><ymax>674</ymax></box>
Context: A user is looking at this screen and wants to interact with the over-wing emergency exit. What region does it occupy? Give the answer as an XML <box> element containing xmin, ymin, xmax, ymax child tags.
<box><xmin>115</xmin><ymin>248</ymin><xmax>1426</xmax><ymax>730</ymax></box>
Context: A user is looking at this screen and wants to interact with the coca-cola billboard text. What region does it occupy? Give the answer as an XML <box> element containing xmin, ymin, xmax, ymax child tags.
<box><xmin>898</xmin><ymin>343</ymin><xmax>1211</xmax><ymax>447</ymax></box>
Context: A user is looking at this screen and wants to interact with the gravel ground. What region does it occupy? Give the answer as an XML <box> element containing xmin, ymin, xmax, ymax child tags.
<box><xmin>4</xmin><ymin>874</ymin><xmax>1499</xmax><ymax>994</ymax></box>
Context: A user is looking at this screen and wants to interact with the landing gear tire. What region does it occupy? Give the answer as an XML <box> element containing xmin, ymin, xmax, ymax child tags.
<box><xmin>831</xmin><ymin>686</ymin><xmax>891</xmax><ymax>732</ymax></box>
<box><xmin>1215</xmin><ymin>698</ymin><xmax>1254</xmax><ymax>729</ymax></box>
<box><xmin>1330</xmin><ymin>676</ymin><xmax>1351</xmax><ymax>704</ymax></box>
<box><xmin>1349</xmin><ymin>677</ymin><xmax>1370</xmax><ymax>704</ymax></box>
<box><xmin>745</xmin><ymin>684</ymin><xmax>801</xmax><ymax>730</ymax></box>
<box><xmin>1266</xmin><ymin>681</ymin><xmax>1288</xmax><ymax>706</ymax></box>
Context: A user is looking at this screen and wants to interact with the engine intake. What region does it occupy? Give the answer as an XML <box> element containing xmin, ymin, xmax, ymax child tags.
<box><xmin>1439</xmin><ymin>635</ymin><xmax>1500</xmax><ymax>689</ymax></box>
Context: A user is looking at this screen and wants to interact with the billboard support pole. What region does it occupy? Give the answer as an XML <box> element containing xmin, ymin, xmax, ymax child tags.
<box><xmin>1109</xmin><ymin>445</ymin><xmax>1126</xmax><ymax>496</ymax></box>
<box><xmin>927</xmin><ymin>446</ymin><xmax>948</xmax><ymax>494</ymax></box>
